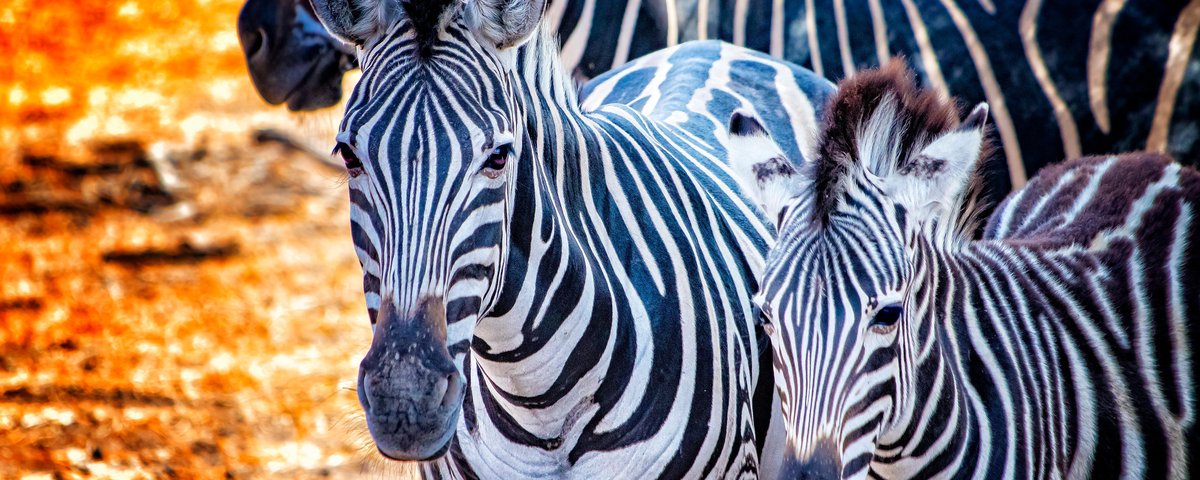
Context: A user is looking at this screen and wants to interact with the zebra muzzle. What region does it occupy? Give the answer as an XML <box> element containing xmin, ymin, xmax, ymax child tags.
<box><xmin>357</xmin><ymin>300</ymin><xmax>463</xmax><ymax>461</ymax></box>
<box><xmin>780</xmin><ymin>439</ymin><xmax>843</xmax><ymax>479</ymax></box>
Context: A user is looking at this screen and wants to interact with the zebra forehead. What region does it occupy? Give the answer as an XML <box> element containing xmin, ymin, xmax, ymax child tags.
<box><xmin>769</xmin><ymin>224</ymin><xmax>903</xmax><ymax>305</ymax></box>
<box><xmin>345</xmin><ymin>73</ymin><xmax>509</xmax><ymax>153</ymax></box>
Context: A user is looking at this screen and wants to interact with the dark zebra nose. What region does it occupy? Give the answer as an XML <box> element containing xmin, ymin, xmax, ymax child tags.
<box><xmin>356</xmin><ymin>298</ymin><xmax>463</xmax><ymax>461</ymax></box>
<box><xmin>780</xmin><ymin>440</ymin><xmax>843</xmax><ymax>479</ymax></box>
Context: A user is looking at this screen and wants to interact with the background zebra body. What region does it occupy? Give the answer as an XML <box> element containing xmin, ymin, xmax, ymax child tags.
<box><xmin>972</xmin><ymin>153</ymin><xmax>1200</xmax><ymax>478</ymax></box>
<box><xmin>580</xmin><ymin>40</ymin><xmax>832</xmax><ymax>169</ymax></box>
<box><xmin>734</xmin><ymin>63</ymin><xmax>1199</xmax><ymax>478</ymax></box>
<box><xmin>241</xmin><ymin>0</ymin><xmax>1198</xmax><ymax>196</ymax></box>
<box><xmin>559</xmin><ymin>0</ymin><xmax>1200</xmax><ymax>194</ymax></box>
<box><xmin>307</xmin><ymin>0</ymin><xmax>833</xmax><ymax>476</ymax></box>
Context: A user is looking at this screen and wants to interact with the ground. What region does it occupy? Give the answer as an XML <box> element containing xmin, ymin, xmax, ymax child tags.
<box><xmin>0</xmin><ymin>136</ymin><xmax>417</xmax><ymax>479</ymax></box>
<box><xmin>0</xmin><ymin>0</ymin><xmax>416</xmax><ymax>477</ymax></box>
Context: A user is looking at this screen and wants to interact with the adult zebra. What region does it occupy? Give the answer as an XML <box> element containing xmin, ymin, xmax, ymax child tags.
<box><xmin>306</xmin><ymin>0</ymin><xmax>832</xmax><ymax>477</ymax></box>
<box><xmin>732</xmin><ymin>62</ymin><xmax>1199</xmax><ymax>478</ymax></box>
<box><xmin>239</xmin><ymin>0</ymin><xmax>1199</xmax><ymax>194</ymax></box>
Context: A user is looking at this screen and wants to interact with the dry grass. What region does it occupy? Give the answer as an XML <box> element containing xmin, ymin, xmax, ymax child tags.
<box><xmin>0</xmin><ymin>136</ymin><xmax>420</xmax><ymax>479</ymax></box>
<box><xmin>0</xmin><ymin>0</ymin><xmax>417</xmax><ymax>478</ymax></box>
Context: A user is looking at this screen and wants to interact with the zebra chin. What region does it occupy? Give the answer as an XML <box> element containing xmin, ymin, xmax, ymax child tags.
<box><xmin>367</xmin><ymin>406</ymin><xmax>460</xmax><ymax>462</ymax></box>
<box><xmin>357</xmin><ymin>298</ymin><xmax>465</xmax><ymax>461</ymax></box>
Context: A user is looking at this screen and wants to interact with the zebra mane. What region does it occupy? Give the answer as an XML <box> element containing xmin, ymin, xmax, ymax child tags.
<box><xmin>811</xmin><ymin>61</ymin><xmax>990</xmax><ymax>238</ymax></box>
<box><xmin>401</xmin><ymin>0</ymin><xmax>456</xmax><ymax>55</ymax></box>
<box><xmin>514</xmin><ymin>21</ymin><xmax>580</xmax><ymax>107</ymax></box>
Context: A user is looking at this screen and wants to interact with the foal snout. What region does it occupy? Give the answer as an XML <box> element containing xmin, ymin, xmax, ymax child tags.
<box><xmin>780</xmin><ymin>439</ymin><xmax>844</xmax><ymax>479</ymax></box>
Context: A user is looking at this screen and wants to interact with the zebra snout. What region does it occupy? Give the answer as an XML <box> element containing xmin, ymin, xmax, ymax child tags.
<box><xmin>356</xmin><ymin>303</ymin><xmax>463</xmax><ymax>461</ymax></box>
<box><xmin>780</xmin><ymin>440</ymin><xmax>843</xmax><ymax>479</ymax></box>
<box><xmin>357</xmin><ymin>351</ymin><xmax>463</xmax><ymax>461</ymax></box>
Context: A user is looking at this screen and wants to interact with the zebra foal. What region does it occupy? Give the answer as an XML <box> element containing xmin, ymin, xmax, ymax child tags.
<box><xmin>731</xmin><ymin>62</ymin><xmax>1199</xmax><ymax>478</ymax></box>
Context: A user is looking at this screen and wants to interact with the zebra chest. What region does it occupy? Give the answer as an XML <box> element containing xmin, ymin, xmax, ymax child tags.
<box><xmin>449</xmin><ymin>302</ymin><xmax>757</xmax><ymax>478</ymax></box>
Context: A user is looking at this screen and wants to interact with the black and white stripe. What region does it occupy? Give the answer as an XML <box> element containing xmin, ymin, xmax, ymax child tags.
<box><xmin>308</xmin><ymin>0</ymin><xmax>833</xmax><ymax>476</ymax></box>
<box><xmin>734</xmin><ymin>63</ymin><xmax>1199</xmax><ymax>478</ymax></box>
<box><xmin>242</xmin><ymin>0</ymin><xmax>1199</xmax><ymax>198</ymax></box>
<box><xmin>556</xmin><ymin>0</ymin><xmax>1200</xmax><ymax>195</ymax></box>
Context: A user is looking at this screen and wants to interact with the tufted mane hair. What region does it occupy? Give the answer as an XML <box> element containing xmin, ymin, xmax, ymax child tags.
<box><xmin>400</xmin><ymin>0</ymin><xmax>456</xmax><ymax>56</ymax></box>
<box><xmin>810</xmin><ymin>60</ymin><xmax>967</xmax><ymax>226</ymax></box>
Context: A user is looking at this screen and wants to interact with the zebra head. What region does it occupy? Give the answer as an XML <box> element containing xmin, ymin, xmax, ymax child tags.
<box><xmin>309</xmin><ymin>0</ymin><xmax>546</xmax><ymax>462</ymax></box>
<box><xmin>732</xmin><ymin>63</ymin><xmax>990</xmax><ymax>478</ymax></box>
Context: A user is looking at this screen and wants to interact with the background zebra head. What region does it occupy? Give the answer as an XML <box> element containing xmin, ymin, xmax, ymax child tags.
<box><xmin>309</xmin><ymin>0</ymin><xmax>546</xmax><ymax>462</ymax></box>
<box><xmin>237</xmin><ymin>0</ymin><xmax>357</xmax><ymax>110</ymax></box>
<box><xmin>732</xmin><ymin>62</ymin><xmax>989</xmax><ymax>478</ymax></box>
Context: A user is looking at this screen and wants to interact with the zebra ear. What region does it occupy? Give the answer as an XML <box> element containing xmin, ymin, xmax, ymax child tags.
<box><xmin>309</xmin><ymin>0</ymin><xmax>400</xmax><ymax>45</ymax></box>
<box><xmin>465</xmin><ymin>0</ymin><xmax>547</xmax><ymax>49</ymax></box>
<box><xmin>728</xmin><ymin>111</ymin><xmax>806</xmax><ymax>228</ymax></box>
<box><xmin>886</xmin><ymin>103</ymin><xmax>989</xmax><ymax>223</ymax></box>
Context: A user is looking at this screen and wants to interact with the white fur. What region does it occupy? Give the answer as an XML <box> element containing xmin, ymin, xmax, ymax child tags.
<box><xmin>464</xmin><ymin>0</ymin><xmax>546</xmax><ymax>48</ymax></box>
<box><xmin>883</xmin><ymin>103</ymin><xmax>988</xmax><ymax>233</ymax></box>
<box><xmin>727</xmin><ymin>117</ymin><xmax>806</xmax><ymax>228</ymax></box>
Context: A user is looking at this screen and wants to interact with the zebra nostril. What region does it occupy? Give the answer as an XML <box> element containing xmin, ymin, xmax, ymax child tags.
<box><xmin>440</xmin><ymin>372</ymin><xmax>462</xmax><ymax>408</ymax></box>
<box><xmin>246</xmin><ymin>27</ymin><xmax>269</xmax><ymax>60</ymax></box>
<box><xmin>357</xmin><ymin>369</ymin><xmax>373</xmax><ymax>414</ymax></box>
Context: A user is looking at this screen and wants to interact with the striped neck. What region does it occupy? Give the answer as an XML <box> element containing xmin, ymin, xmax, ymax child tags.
<box><xmin>878</xmin><ymin>236</ymin><xmax>1074</xmax><ymax>476</ymax></box>
<box><xmin>470</xmin><ymin>28</ymin><xmax>615</xmax><ymax>399</ymax></box>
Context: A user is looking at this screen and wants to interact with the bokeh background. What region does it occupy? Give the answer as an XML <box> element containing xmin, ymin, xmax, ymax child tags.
<box><xmin>0</xmin><ymin>1</ymin><xmax>413</xmax><ymax>478</ymax></box>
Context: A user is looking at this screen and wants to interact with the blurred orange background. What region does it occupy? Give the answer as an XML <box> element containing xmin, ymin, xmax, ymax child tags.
<box><xmin>0</xmin><ymin>1</ymin><xmax>409</xmax><ymax>478</ymax></box>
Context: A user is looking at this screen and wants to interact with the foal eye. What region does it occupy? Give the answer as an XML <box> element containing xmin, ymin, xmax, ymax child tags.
<box><xmin>869</xmin><ymin>304</ymin><xmax>903</xmax><ymax>333</ymax></box>
<box><xmin>482</xmin><ymin>144</ymin><xmax>510</xmax><ymax>177</ymax></box>
<box><xmin>334</xmin><ymin>142</ymin><xmax>364</xmax><ymax>177</ymax></box>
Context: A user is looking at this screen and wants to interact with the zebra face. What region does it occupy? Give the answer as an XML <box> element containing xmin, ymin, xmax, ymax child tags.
<box><xmin>732</xmin><ymin>64</ymin><xmax>989</xmax><ymax>478</ymax></box>
<box><xmin>754</xmin><ymin>183</ymin><xmax>912</xmax><ymax>480</ymax></box>
<box><xmin>310</xmin><ymin>0</ymin><xmax>546</xmax><ymax>462</ymax></box>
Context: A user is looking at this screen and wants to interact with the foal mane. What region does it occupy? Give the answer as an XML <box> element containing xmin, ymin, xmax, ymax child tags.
<box><xmin>811</xmin><ymin>61</ymin><xmax>988</xmax><ymax>234</ymax></box>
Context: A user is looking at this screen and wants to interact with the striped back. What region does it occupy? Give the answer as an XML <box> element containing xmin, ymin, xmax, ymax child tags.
<box><xmin>735</xmin><ymin>61</ymin><xmax>1200</xmax><ymax>478</ymax></box>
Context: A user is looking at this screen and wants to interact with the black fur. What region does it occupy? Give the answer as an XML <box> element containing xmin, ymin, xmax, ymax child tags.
<box><xmin>401</xmin><ymin>0</ymin><xmax>455</xmax><ymax>57</ymax></box>
<box><xmin>729</xmin><ymin>111</ymin><xmax>768</xmax><ymax>137</ymax></box>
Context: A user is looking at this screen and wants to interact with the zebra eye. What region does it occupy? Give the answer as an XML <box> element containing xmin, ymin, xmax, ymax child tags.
<box><xmin>870</xmin><ymin>304</ymin><xmax>903</xmax><ymax>333</ymax></box>
<box><xmin>482</xmin><ymin>144</ymin><xmax>510</xmax><ymax>178</ymax></box>
<box><xmin>335</xmin><ymin>142</ymin><xmax>364</xmax><ymax>177</ymax></box>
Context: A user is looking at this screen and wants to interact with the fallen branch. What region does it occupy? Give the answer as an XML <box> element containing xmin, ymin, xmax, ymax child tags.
<box><xmin>253</xmin><ymin>128</ymin><xmax>344</xmax><ymax>173</ymax></box>
<box><xmin>101</xmin><ymin>240</ymin><xmax>239</xmax><ymax>265</ymax></box>
<box><xmin>0</xmin><ymin>194</ymin><xmax>95</xmax><ymax>216</ymax></box>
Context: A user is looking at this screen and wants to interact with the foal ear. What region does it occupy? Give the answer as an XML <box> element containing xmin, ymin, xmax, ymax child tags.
<box><xmin>728</xmin><ymin>111</ymin><xmax>806</xmax><ymax>229</ymax></box>
<box><xmin>465</xmin><ymin>0</ymin><xmax>547</xmax><ymax>49</ymax></box>
<box><xmin>886</xmin><ymin>103</ymin><xmax>989</xmax><ymax>223</ymax></box>
<box><xmin>310</xmin><ymin>0</ymin><xmax>400</xmax><ymax>45</ymax></box>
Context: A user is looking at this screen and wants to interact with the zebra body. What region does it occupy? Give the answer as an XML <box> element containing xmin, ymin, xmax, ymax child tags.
<box><xmin>307</xmin><ymin>0</ymin><xmax>832</xmax><ymax>476</ymax></box>
<box><xmin>733</xmin><ymin>63</ymin><xmax>1199</xmax><ymax>478</ymax></box>
<box><xmin>241</xmin><ymin>0</ymin><xmax>1199</xmax><ymax>196</ymax></box>
<box><xmin>554</xmin><ymin>0</ymin><xmax>1200</xmax><ymax>193</ymax></box>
